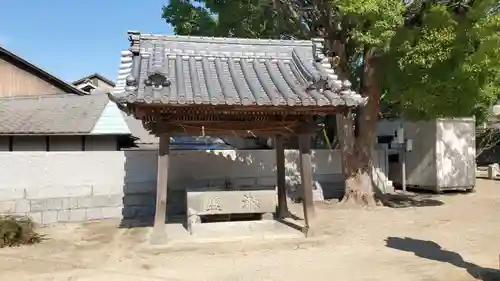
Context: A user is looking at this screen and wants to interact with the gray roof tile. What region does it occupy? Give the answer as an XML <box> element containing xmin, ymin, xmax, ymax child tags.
<box><xmin>110</xmin><ymin>32</ymin><xmax>366</xmax><ymax>107</ymax></box>
<box><xmin>0</xmin><ymin>94</ymin><xmax>109</xmax><ymax>135</ymax></box>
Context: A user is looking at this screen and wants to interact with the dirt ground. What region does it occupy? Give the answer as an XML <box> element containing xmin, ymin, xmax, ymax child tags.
<box><xmin>2</xmin><ymin>179</ymin><xmax>500</xmax><ymax>281</ymax></box>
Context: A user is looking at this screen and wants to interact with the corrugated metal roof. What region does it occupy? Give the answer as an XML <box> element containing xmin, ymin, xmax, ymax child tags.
<box><xmin>0</xmin><ymin>94</ymin><xmax>109</xmax><ymax>135</ymax></box>
<box><xmin>90</xmin><ymin>100</ymin><xmax>131</xmax><ymax>135</ymax></box>
<box><xmin>110</xmin><ymin>32</ymin><xmax>365</xmax><ymax>107</ymax></box>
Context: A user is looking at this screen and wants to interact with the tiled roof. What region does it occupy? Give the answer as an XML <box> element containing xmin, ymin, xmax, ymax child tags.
<box><xmin>0</xmin><ymin>94</ymin><xmax>111</xmax><ymax>135</ymax></box>
<box><xmin>73</xmin><ymin>73</ymin><xmax>116</xmax><ymax>87</ymax></box>
<box><xmin>110</xmin><ymin>32</ymin><xmax>366</xmax><ymax>107</ymax></box>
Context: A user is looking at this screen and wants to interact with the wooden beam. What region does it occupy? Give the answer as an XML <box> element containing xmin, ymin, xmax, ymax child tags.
<box><xmin>8</xmin><ymin>136</ymin><xmax>13</xmax><ymax>151</ymax></box>
<box><xmin>298</xmin><ymin>134</ymin><xmax>316</xmax><ymax>236</ymax></box>
<box><xmin>151</xmin><ymin>133</ymin><xmax>170</xmax><ymax>245</ymax></box>
<box><xmin>151</xmin><ymin>122</ymin><xmax>307</xmax><ymax>137</ymax></box>
<box><xmin>45</xmin><ymin>136</ymin><xmax>50</xmax><ymax>151</ymax></box>
<box><xmin>161</xmin><ymin>113</ymin><xmax>307</xmax><ymax>123</ymax></box>
<box><xmin>156</xmin><ymin>121</ymin><xmax>299</xmax><ymax>131</ymax></box>
<box><xmin>133</xmin><ymin>104</ymin><xmax>347</xmax><ymax>117</ymax></box>
<box><xmin>81</xmin><ymin>136</ymin><xmax>86</xmax><ymax>151</ymax></box>
<box><xmin>275</xmin><ymin>135</ymin><xmax>289</xmax><ymax>219</ymax></box>
<box><xmin>148</xmin><ymin>119</ymin><xmax>323</xmax><ymax>138</ymax></box>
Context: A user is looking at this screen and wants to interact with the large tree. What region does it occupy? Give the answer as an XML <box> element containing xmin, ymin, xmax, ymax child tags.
<box><xmin>163</xmin><ymin>0</ymin><xmax>500</xmax><ymax>205</ymax></box>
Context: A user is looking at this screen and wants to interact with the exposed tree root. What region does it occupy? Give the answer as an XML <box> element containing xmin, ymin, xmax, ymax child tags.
<box><xmin>340</xmin><ymin>189</ymin><xmax>377</xmax><ymax>207</ymax></box>
<box><xmin>340</xmin><ymin>171</ymin><xmax>377</xmax><ymax>207</ymax></box>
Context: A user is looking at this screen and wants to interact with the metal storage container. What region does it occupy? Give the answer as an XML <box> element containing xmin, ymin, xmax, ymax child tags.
<box><xmin>384</xmin><ymin>118</ymin><xmax>476</xmax><ymax>193</ymax></box>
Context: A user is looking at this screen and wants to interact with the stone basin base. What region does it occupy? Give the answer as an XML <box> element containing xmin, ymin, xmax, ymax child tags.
<box><xmin>186</xmin><ymin>189</ymin><xmax>277</xmax><ymax>234</ymax></box>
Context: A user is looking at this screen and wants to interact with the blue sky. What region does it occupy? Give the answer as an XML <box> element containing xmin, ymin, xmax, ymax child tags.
<box><xmin>0</xmin><ymin>0</ymin><xmax>173</xmax><ymax>82</ymax></box>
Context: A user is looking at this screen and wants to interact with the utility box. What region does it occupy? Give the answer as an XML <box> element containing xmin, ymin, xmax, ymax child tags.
<box><xmin>387</xmin><ymin>118</ymin><xmax>476</xmax><ymax>193</ymax></box>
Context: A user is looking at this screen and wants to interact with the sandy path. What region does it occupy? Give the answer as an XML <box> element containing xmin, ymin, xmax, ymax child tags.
<box><xmin>1</xmin><ymin>179</ymin><xmax>500</xmax><ymax>281</ymax></box>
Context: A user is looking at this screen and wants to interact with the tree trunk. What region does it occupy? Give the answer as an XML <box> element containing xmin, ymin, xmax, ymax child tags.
<box><xmin>336</xmin><ymin>113</ymin><xmax>375</xmax><ymax>206</ymax></box>
<box><xmin>339</xmin><ymin>50</ymin><xmax>380</xmax><ymax>206</ymax></box>
<box><xmin>326</xmin><ymin>33</ymin><xmax>381</xmax><ymax>206</ymax></box>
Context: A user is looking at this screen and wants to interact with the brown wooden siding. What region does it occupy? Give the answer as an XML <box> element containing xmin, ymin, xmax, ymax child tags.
<box><xmin>0</xmin><ymin>135</ymin><xmax>119</xmax><ymax>151</ymax></box>
<box><xmin>0</xmin><ymin>57</ymin><xmax>68</xmax><ymax>97</ymax></box>
<box><xmin>94</xmin><ymin>78</ymin><xmax>114</xmax><ymax>91</ymax></box>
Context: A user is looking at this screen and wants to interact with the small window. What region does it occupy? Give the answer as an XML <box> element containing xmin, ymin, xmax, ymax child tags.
<box><xmin>82</xmin><ymin>85</ymin><xmax>95</xmax><ymax>93</ymax></box>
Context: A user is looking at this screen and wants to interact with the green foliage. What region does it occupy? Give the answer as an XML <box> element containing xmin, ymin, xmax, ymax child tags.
<box><xmin>381</xmin><ymin>1</ymin><xmax>500</xmax><ymax>123</ymax></box>
<box><xmin>162</xmin><ymin>0</ymin><xmax>500</xmax><ymax>124</ymax></box>
<box><xmin>0</xmin><ymin>215</ymin><xmax>44</xmax><ymax>248</ymax></box>
<box><xmin>162</xmin><ymin>0</ymin><xmax>286</xmax><ymax>38</ymax></box>
<box><xmin>162</xmin><ymin>1</ymin><xmax>217</xmax><ymax>36</ymax></box>
<box><xmin>336</xmin><ymin>0</ymin><xmax>405</xmax><ymax>51</ymax></box>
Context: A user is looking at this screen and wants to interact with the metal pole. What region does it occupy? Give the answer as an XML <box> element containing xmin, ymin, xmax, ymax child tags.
<box><xmin>401</xmin><ymin>136</ymin><xmax>407</xmax><ymax>193</ymax></box>
<box><xmin>397</xmin><ymin>125</ymin><xmax>407</xmax><ymax>193</ymax></box>
<box><xmin>399</xmin><ymin>94</ymin><xmax>407</xmax><ymax>193</ymax></box>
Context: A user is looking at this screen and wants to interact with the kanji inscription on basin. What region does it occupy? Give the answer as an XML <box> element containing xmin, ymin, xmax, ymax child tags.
<box><xmin>241</xmin><ymin>192</ymin><xmax>260</xmax><ymax>211</ymax></box>
<box><xmin>204</xmin><ymin>196</ymin><xmax>222</xmax><ymax>212</ymax></box>
<box><xmin>187</xmin><ymin>189</ymin><xmax>276</xmax><ymax>217</ymax></box>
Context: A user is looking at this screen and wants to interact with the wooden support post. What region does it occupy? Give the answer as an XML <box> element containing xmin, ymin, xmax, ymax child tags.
<box><xmin>298</xmin><ymin>134</ymin><xmax>315</xmax><ymax>236</ymax></box>
<box><xmin>151</xmin><ymin>134</ymin><xmax>170</xmax><ymax>245</ymax></box>
<box><xmin>275</xmin><ymin>135</ymin><xmax>289</xmax><ymax>219</ymax></box>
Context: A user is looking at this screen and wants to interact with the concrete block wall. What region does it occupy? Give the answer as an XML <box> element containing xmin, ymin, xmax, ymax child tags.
<box><xmin>0</xmin><ymin>151</ymin><xmax>126</xmax><ymax>224</ymax></box>
<box><xmin>0</xmin><ymin>149</ymin><xmax>389</xmax><ymax>224</ymax></box>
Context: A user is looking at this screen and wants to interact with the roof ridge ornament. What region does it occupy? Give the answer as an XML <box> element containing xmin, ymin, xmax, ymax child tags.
<box><xmin>311</xmin><ymin>38</ymin><xmax>325</xmax><ymax>62</ymax></box>
<box><xmin>145</xmin><ymin>69</ymin><xmax>171</xmax><ymax>89</ymax></box>
<box><xmin>125</xmin><ymin>75</ymin><xmax>138</xmax><ymax>92</ymax></box>
<box><xmin>127</xmin><ymin>31</ymin><xmax>142</xmax><ymax>89</ymax></box>
<box><xmin>128</xmin><ymin>31</ymin><xmax>141</xmax><ymax>54</ymax></box>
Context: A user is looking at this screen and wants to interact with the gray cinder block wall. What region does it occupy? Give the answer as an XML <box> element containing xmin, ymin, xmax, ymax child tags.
<box><xmin>0</xmin><ymin>151</ymin><xmax>130</xmax><ymax>224</ymax></box>
<box><xmin>0</xmin><ymin>149</ymin><xmax>389</xmax><ymax>225</ymax></box>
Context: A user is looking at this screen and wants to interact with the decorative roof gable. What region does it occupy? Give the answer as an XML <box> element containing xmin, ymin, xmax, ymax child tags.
<box><xmin>73</xmin><ymin>73</ymin><xmax>116</xmax><ymax>88</ymax></box>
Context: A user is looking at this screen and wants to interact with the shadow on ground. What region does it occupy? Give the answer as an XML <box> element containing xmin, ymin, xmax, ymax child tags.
<box><xmin>382</xmin><ymin>193</ymin><xmax>445</xmax><ymax>208</ymax></box>
<box><xmin>385</xmin><ymin>237</ymin><xmax>500</xmax><ymax>281</ymax></box>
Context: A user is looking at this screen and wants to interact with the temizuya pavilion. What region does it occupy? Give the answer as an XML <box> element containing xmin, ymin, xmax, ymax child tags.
<box><xmin>108</xmin><ymin>31</ymin><xmax>366</xmax><ymax>242</ymax></box>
